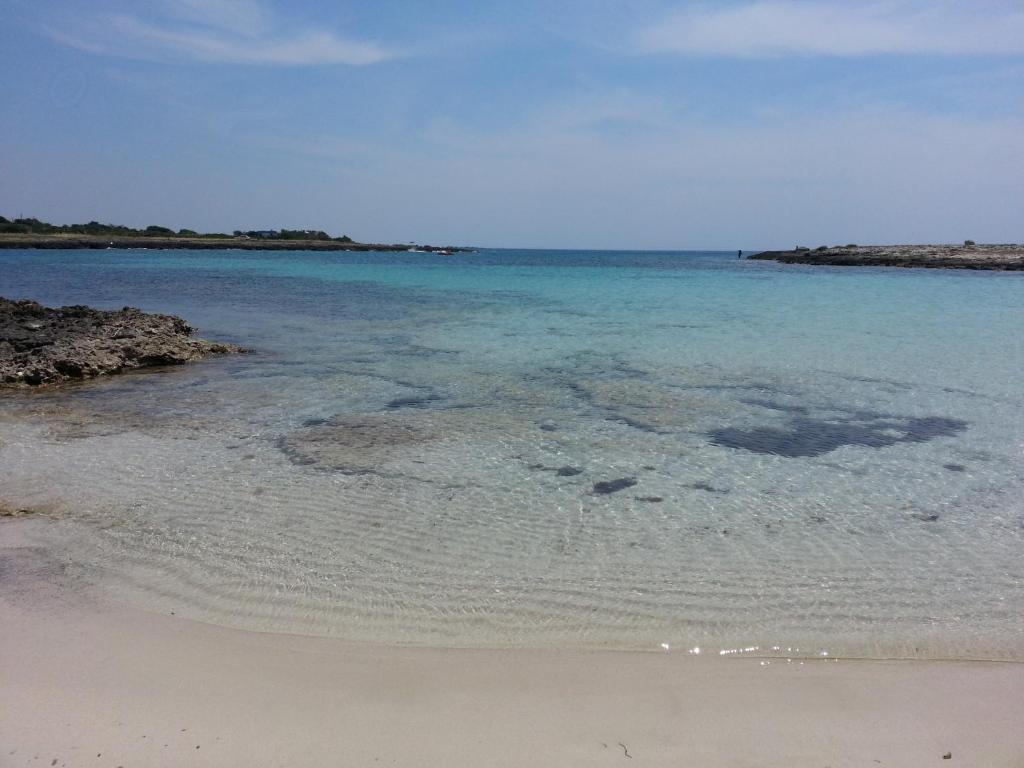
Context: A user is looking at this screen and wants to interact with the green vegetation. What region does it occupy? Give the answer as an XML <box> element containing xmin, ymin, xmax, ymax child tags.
<box><xmin>0</xmin><ymin>216</ymin><xmax>354</xmax><ymax>242</ymax></box>
<box><xmin>231</xmin><ymin>229</ymin><xmax>353</xmax><ymax>243</ymax></box>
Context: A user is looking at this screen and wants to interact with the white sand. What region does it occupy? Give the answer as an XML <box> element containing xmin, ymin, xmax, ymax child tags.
<box><xmin>2</xmin><ymin>519</ymin><xmax>1023</xmax><ymax>767</ymax></box>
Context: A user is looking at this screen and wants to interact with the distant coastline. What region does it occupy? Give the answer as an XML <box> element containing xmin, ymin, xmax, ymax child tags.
<box><xmin>750</xmin><ymin>243</ymin><xmax>1024</xmax><ymax>270</ymax></box>
<box><xmin>0</xmin><ymin>233</ymin><xmax>472</xmax><ymax>253</ymax></box>
<box><xmin>0</xmin><ymin>215</ymin><xmax>472</xmax><ymax>253</ymax></box>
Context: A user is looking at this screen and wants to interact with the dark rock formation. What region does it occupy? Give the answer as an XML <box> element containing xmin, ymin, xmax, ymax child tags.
<box><xmin>386</xmin><ymin>392</ymin><xmax>443</xmax><ymax>409</ymax></box>
<box><xmin>708</xmin><ymin>414</ymin><xmax>967</xmax><ymax>458</ymax></box>
<box><xmin>592</xmin><ymin>477</ymin><xmax>638</xmax><ymax>495</ymax></box>
<box><xmin>750</xmin><ymin>244</ymin><xmax>1024</xmax><ymax>270</ymax></box>
<box><xmin>1</xmin><ymin>297</ymin><xmax>243</xmax><ymax>387</ymax></box>
<box><xmin>687</xmin><ymin>482</ymin><xmax>729</xmax><ymax>494</ymax></box>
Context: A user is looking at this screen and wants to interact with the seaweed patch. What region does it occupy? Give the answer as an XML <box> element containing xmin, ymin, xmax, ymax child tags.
<box><xmin>687</xmin><ymin>482</ymin><xmax>728</xmax><ymax>494</ymax></box>
<box><xmin>592</xmin><ymin>478</ymin><xmax>638</xmax><ymax>495</ymax></box>
<box><xmin>386</xmin><ymin>392</ymin><xmax>443</xmax><ymax>409</ymax></box>
<box><xmin>709</xmin><ymin>414</ymin><xmax>967</xmax><ymax>458</ymax></box>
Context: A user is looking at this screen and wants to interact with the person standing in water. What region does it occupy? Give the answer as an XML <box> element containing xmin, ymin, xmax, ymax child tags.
<box><xmin>737</xmin><ymin>249</ymin><xmax>742</xmax><ymax>259</ymax></box>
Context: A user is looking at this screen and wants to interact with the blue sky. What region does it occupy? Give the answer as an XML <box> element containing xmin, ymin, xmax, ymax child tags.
<box><xmin>2</xmin><ymin>0</ymin><xmax>1022</xmax><ymax>249</ymax></box>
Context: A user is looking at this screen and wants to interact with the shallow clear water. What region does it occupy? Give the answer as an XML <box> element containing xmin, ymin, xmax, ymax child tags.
<box><xmin>1</xmin><ymin>248</ymin><xmax>1022</xmax><ymax>658</ymax></box>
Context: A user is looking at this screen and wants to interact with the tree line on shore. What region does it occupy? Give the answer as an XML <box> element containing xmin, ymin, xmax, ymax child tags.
<box><xmin>0</xmin><ymin>216</ymin><xmax>353</xmax><ymax>243</ymax></box>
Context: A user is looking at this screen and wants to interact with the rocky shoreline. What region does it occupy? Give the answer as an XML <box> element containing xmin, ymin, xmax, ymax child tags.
<box><xmin>750</xmin><ymin>243</ymin><xmax>1024</xmax><ymax>270</ymax></box>
<box><xmin>0</xmin><ymin>233</ymin><xmax>472</xmax><ymax>253</ymax></box>
<box><xmin>0</xmin><ymin>298</ymin><xmax>244</xmax><ymax>387</ymax></box>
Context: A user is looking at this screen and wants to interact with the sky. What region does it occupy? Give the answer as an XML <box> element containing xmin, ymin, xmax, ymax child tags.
<box><xmin>1</xmin><ymin>0</ymin><xmax>1022</xmax><ymax>249</ymax></box>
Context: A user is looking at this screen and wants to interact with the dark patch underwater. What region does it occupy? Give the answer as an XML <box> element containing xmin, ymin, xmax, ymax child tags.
<box><xmin>709</xmin><ymin>415</ymin><xmax>968</xmax><ymax>458</ymax></box>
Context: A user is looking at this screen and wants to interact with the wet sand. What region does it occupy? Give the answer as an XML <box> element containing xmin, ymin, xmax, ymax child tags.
<box><xmin>3</xmin><ymin>518</ymin><xmax>1023</xmax><ymax>768</ymax></box>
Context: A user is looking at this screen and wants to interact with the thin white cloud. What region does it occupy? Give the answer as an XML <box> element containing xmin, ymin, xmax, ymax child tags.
<box><xmin>223</xmin><ymin>86</ymin><xmax>1022</xmax><ymax>247</ymax></box>
<box><xmin>47</xmin><ymin>0</ymin><xmax>396</xmax><ymax>66</ymax></box>
<box><xmin>167</xmin><ymin>0</ymin><xmax>271</xmax><ymax>36</ymax></box>
<box><xmin>636</xmin><ymin>1</ymin><xmax>1024</xmax><ymax>58</ymax></box>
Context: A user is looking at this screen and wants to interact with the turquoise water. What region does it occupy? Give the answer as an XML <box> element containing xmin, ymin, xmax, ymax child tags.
<box><xmin>1</xmin><ymin>248</ymin><xmax>1022</xmax><ymax>658</ymax></box>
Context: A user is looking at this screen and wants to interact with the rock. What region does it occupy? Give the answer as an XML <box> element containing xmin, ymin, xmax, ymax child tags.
<box><xmin>0</xmin><ymin>297</ymin><xmax>244</xmax><ymax>387</ymax></box>
<box><xmin>0</xmin><ymin>501</ymin><xmax>41</xmax><ymax>517</ymax></box>
<box><xmin>708</xmin><ymin>414</ymin><xmax>967</xmax><ymax>458</ymax></box>
<box><xmin>592</xmin><ymin>477</ymin><xmax>638</xmax><ymax>495</ymax></box>
<box><xmin>688</xmin><ymin>482</ymin><xmax>728</xmax><ymax>494</ymax></box>
<box><xmin>749</xmin><ymin>244</ymin><xmax>1024</xmax><ymax>270</ymax></box>
<box><xmin>386</xmin><ymin>392</ymin><xmax>443</xmax><ymax>409</ymax></box>
<box><xmin>278</xmin><ymin>410</ymin><xmax>470</xmax><ymax>474</ymax></box>
<box><xmin>556</xmin><ymin>466</ymin><xmax>583</xmax><ymax>476</ymax></box>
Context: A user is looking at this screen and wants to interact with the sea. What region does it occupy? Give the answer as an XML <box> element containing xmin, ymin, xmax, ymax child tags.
<box><xmin>1</xmin><ymin>247</ymin><xmax>1022</xmax><ymax>659</ymax></box>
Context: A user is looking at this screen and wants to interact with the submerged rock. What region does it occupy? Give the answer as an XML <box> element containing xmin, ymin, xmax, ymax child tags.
<box><xmin>279</xmin><ymin>413</ymin><xmax>436</xmax><ymax>473</ymax></box>
<box><xmin>592</xmin><ymin>477</ymin><xmax>638</xmax><ymax>495</ymax></box>
<box><xmin>0</xmin><ymin>297</ymin><xmax>243</xmax><ymax>387</ymax></box>
<box><xmin>687</xmin><ymin>482</ymin><xmax>729</xmax><ymax>494</ymax></box>
<box><xmin>708</xmin><ymin>414</ymin><xmax>967</xmax><ymax>458</ymax></box>
<box><xmin>278</xmin><ymin>409</ymin><xmax>501</xmax><ymax>475</ymax></box>
<box><xmin>386</xmin><ymin>392</ymin><xmax>443</xmax><ymax>409</ymax></box>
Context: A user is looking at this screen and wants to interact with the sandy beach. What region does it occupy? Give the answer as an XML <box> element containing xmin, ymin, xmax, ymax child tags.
<box><xmin>6</xmin><ymin>0</ymin><xmax>1024</xmax><ymax>763</ymax></box>
<box><xmin>3</xmin><ymin>518</ymin><xmax>1022</xmax><ymax>768</ymax></box>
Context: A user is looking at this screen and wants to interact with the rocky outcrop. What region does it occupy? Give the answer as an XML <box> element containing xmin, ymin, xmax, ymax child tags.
<box><xmin>0</xmin><ymin>298</ymin><xmax>244</xmax><ymax>387</ymax></box>
<box><xmin>750</xmin><ymin>244</ymin><xmax>1024</xmax><ymax>270</ymax></box>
